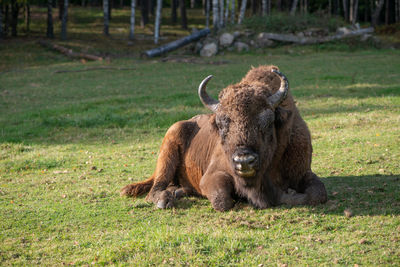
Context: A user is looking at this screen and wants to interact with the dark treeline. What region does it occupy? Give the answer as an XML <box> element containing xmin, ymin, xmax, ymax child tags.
<box><xmin>0</xmin><ymin>0</ymin><xmax>399</xmax><ymax>40</ymax></box>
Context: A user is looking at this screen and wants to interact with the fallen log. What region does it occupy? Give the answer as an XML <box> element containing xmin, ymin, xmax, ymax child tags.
<box><xmin>263</xmin><ymin>27</ymin><xmax>374</xmax><ymax>45</ymax></box>
<box><xmin>38</xmin><ymin>41</ymin><xmax>103</xmax><ymax>61</ymax></box>
<box><xmin>143</xmin><ymin>28</ymin><xmax>211</xmax><ymax>58</ymax></box>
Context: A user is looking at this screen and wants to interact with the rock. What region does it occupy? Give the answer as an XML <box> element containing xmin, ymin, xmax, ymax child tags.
<box><xmin>234</xmin><ymin>42</ymin><xmax>249</xmax><ymax>52</ymax></box>
<box><xmin>337</xmin><ymin>27</ymin><xmax>352</xmax><ymax>35</ymax></box>
<box><xmin>200</xmin><ymin>42</ymin><xmax>218</xmax><ymax>57</ymax></box>
<box><xmin>233</xmin><ymin>31</ymin><xmax>242</xmax><ymax>38</ymax></box>
<box><xmin>256</xmin><ymin>33</ymin><xmax>275</xmax><ymax>48</ymax></box>
<box><xmin>219</xmin><ymin>33</ymin><xmax>235</xmax><ymax>47</ymax></box>
<box><xmin>194</xmin><ymin>41</ymin><xmax>203</xmax><ymax>53</ymax></box>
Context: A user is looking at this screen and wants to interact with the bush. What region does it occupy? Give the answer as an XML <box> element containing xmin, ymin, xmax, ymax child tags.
<box><xmin>241</xmin><ymin>12</ymin><xmax>346</xmax><ymax>34</ymax></box>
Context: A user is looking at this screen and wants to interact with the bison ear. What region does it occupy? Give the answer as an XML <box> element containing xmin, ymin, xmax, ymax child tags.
<box><xmin>275</xmin><ymin>107</ymin><xmax>292</xmax><ymax>127</ymax></box>
<box><xmin>209</xmin><ymin>114</ymin><xmax>218</xmax><ymax>131</ymax></box>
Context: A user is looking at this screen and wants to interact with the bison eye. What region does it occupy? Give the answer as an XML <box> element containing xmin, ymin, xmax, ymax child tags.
<box><xmin>215</xmin><ymin>115</ymin><xmax>230</xmax><ymax>138</ymax></box>
<box><xmin>258</xmin><ymin>109</ymin><xmax>274</xmax><ymax>129</ymax></box>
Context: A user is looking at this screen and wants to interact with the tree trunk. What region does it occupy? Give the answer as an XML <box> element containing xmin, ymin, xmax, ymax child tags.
<box><xmin>0</xmin><ymin>3</ymin><xmax>3</xmax><ymax>39</ymax></box>
<box><xmin>11</xmin><ymin>0</ymin><xmax>18</xmax><ymax>37</ymax></box>
<box><xmin>5</xmin><ymin>4</ymin><xmax>9</xmax><ymax>37</ymax></box>
<box><xmin>385</xmin><ymin>0</ymin><xmax>389</xmax><ymax>25</ymax></box>
<box><xmin>219</xmin><ymin>0</ymin><xmax>224</xmax><ymax>28</ymax></box>
<box><xmin>342</xmin><ymin>0</ymin><xmax>348</xmax><ymax>21</ymax></box>
<box><xmin>290</xmin><ymin>0</ymin><xmax>299</xmax><ymax>16</ymax></box>
<box><xmin>396</xmin><ymin>0</ymin><xmax>400</xmax><ymax>23</ymax></box>
<box><xmin>191</xmin><ymin>0</ymin><xmax>195</xmax><ymax>8</ymax></box>
<box><xmin>225</xmin><ymin>0</ymin><xmax>230</xmax><ymax>23</ymax></box>
<box><xmin>277</xmin><ymin>0</ymin><xmax>282</xmax><ymax>12</ymax></box>
<box><xmin>129</xmin><ymin>0</ymin><xmax>135</xmax><ymax>40</ymax></box>
<box><xmin>371</xmin><ymin>0</ymin><xmax>384</xmax><ymax>26</ymax></box>
<box><xmin>349</xmin><ymin>0</ymin><xmax>353</xmax><ymax>22</ymax></box>
<box><xmin>179</xmin><ymin>0</ymin><xmax>187</xmax><ymax>29</ymax></box>
<box><xmin>171</xmin><ymin>0</ymin><xmax>177</xmax><ymax>24</ymax></box>
<box><xmin>25</xmin><ymin>3</ymin><xmax>30</xmax><ymax>34</ymax></box>
<box><xmin>251</xmin><ymin>0</ymin><xmax>257</xmax><ymax>15</ymax></box>
<box><xmin>150</xmin><ymin>0</ymin><xmax>155</xmax><ymax>16</ymax></box>
<box><xmin>103</xmin><ymin>0</ymin><xmax>110</xmax><ymax>35</ymax></box>
<box><xmin>141</xmin><ymin>0</ymin><xmax>149</xmax><ymax>27</ymax></box>
<box><xmin>212</xmin><ymin>0</ymin><xmax>219</xmax><ymax>29</ymax></box>
<box><xmin>230</xmin><ymin>0</ymin><xmax>235</xmax><ymax>23</ymax></box>
<box><xmin>304</xmin><ymin>0</ymin><xmax>308</xmax><ymax>14</ymax></box>
<box><xmin>154</xmin><ymin>0</ymin><xmax>162</xmax><ymax>44</ymax></box>
<box><xmin>238</xmin><ymin>0</ymin><xmax>247</xmax><ymax>24</ymax></box>
<box><xmin>61</xmin><ymin>0</ymin><xmax>68</xmax><ymax>40</ymax></box>
<box><xmin>333</xmin><ymin>0</ymin><xmax>339</xmax><ymax>15</ymax></box>
<box><xmin>59</xmin><ymin>0</ymin><xmax>64</xmax><ymax>20</ymax></box>
<box><xmin>352</xmin><ymin>0</ymin><xmax>359</xmax><ymax>25</ymax></box>
<box><xmin>47</xmin><ymin>0</ymin><xmax>54</xmax><ymax>38</ymax></box>
<box><xmin>205</xmin><ymin>0</ymin><xmax>210</xmax><ymax>27</ymax></box>
<box><xmin>262</xmin><ymin>0</ymin><xmax>267</xmax><ymax>16</ymax></box>
<box><xmin>108</xmin><ymin>0</ymin><xmax>112</xmax><ymax>20</ymax></box>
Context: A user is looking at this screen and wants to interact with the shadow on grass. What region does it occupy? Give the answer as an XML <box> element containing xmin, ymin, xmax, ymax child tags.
<box><xmin>127</xmin><ymin>175</ymin><xmax>400</xmax><ymax>216</ymax></box>
<box><xmin>311</xmin><ymin>174</ymin><xmax>400</xmax><ymax>216</ymax></box>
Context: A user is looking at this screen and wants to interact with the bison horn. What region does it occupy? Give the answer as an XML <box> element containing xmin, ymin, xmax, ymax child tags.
<box><xmin>198</xmin><ymin>75</ymin><xmax>219</xmax><ymax>112</ymax></box>
<box><xmin>268</xmin><ymin>69</ymin><xmax>289</xmax><ymax>108</ymax></box>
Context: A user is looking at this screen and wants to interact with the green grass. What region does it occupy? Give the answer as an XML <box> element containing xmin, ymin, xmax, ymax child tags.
<box><xmin>1</xmin><ymin>43</ymin><xmax>400</xmax><ymax>265</ymax></box>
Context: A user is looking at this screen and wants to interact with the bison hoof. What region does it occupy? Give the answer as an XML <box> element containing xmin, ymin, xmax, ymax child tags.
<box><xmin>156</xmin><ymin>191</ymin><xmax>175</xmax><ymax>209</ymax></box>
<box><xmin>120</xmin><ymin>184</ymin><xmax>134</xmax><ymax>197</ymax></box>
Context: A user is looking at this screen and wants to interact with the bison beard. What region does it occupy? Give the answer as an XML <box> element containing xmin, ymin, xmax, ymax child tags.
<box><xmin>121</xmin><ymin>65</ymin><xmax>328</xmax><ymax>211</ymax></box>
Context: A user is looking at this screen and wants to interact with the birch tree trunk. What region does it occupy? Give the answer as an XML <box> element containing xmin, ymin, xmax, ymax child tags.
<box><xmin>47</xmin><ymin>0</ymin><xmax>54</xmax><ymax>38</ymax></box>
<box><xmin>103</xmin><ymin>0</ymin><xmax>109</xmax><ymax>35</ymax></box>
<box><xmin>129</xmin><ymin>0</ymin><xmax>135</xmax><ymax>40</ymax></box>
<box><xmin>212</xmin><ymin>0</ymin><xmax>219</xmax><ymax>30</ymax></box>
<box><xmin>230</xmin><ymin>0</ymin><xmax>235</xmax><ymax>23</ymax></box>
<box><xmin>290</xmin><ymin>0</ymin><xmax>299</xmax><ymax>16</ymax></box>
<box><xmin>262</xmin><ymin>0</ymin><xmax>267</xmax><ymax>16</ymax></box>
<box><xmin>238</xmin><ymin>0</ymin><xmax>247</xmax><ymax>24</ymax></box>
<box><xmin>371</xmin><ymin>0</ymin><xmax>385</xmax><ymax>26</ymax></box>
<box><xmin>61</xmin><ymin>0</ymin><xmax>68</xmax><ymax>40</ymax></box>
<box><xmin>154</xmin><ymin>0</ymin><xmax>162</xmax><ymax>44</ymax></box>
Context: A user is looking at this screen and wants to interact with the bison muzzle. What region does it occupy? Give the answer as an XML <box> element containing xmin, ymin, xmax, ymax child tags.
<box><xmin>121</xmin><ymin>65</ymin><xmax>328</xmax><ymax>211</ymax></box>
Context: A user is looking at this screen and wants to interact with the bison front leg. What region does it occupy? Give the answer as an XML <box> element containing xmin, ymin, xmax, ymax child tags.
<box><xmin>200</xmin><ymin>171</ymin><xmax>235</xmax><ymax>212</ymax></box>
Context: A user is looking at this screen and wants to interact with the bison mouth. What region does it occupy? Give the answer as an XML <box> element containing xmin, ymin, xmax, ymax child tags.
<box><xmin>232</xmin><ymin>149</ymin><xmax>259</xmax><ymax>178</ymax></box>
<box><xmin>236</xmin><ymin>169</ymin><xmax>257</xmax><ymax>178</ymax></box>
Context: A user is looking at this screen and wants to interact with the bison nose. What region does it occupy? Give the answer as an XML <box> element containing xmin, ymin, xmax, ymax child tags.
<box><xmin>233</xmin><ymin>154</ymin><xmax>257</xmax><ymax>167</ymax></box>
<box><xmin>232</xmin><ymin>149</ymin><xmax>259</xmax><ymax>177</ymax></box>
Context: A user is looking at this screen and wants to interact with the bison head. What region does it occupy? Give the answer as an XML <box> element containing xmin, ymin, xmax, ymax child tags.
<box><xmin>198</xmin><ymin>66</ymin><xmax>289</xmax><ymax>180</ymax></box>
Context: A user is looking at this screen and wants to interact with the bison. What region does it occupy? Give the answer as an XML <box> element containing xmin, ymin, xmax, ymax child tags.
<box><xmin>121</xmin><ymin>65</ymin><xmax>327</xmax><ymax>211</ymax></box>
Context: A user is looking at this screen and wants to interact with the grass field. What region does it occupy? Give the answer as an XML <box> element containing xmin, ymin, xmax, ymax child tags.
<box><xmin>1</xmin><ymin>40</ymin><xmax>400</xmax><ymax>265</ymax></box>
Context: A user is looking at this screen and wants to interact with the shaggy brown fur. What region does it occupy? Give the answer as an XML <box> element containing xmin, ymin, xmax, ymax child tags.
<box><xmin>121</xmin><ymin>65</ymin><xmax>327</xmax><ymax>211</ymax></box>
